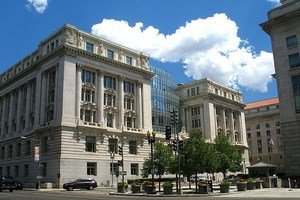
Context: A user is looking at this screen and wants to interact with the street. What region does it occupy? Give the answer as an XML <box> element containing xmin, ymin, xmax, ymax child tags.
<box><xmin>0</xmin><ymin>188</ymin><xmax>299</xmax><ymax>200</ymax></box>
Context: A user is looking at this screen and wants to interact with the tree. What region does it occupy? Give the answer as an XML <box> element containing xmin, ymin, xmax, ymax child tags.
<box><xmin>214</xmin><ymin>132</ymin><xmax>242</xmax><ymax>178</ymax></box>
<box><xmin>141</xmin><ymin>142</ymin><xmax>173</xmax><ymax>191</ymax></box>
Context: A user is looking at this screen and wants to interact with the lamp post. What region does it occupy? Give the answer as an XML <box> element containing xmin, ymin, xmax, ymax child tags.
<box><xmin>110</xmin><ymin>151</ymin><xmax>115</xmax><ymax>187</ymax></box>
<box><xmin>147</xmin><ymin>131</ymin><xmax>156</xmax><ymax>194</ymax></box>
<box><xmin>21</xmin><ymin>136</ymin><xmax>41</xmax><ymax>190</ymax></box>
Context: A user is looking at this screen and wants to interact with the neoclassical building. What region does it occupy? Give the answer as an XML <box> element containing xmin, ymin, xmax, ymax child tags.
<box><xmin>0</xmin><ymin>24</ymin><xmax>156</xmax><ymax>187</ymax></box>
<box><xmin>245</xmin><ymin>98</ymin><xmax>284</xmax><ymax>173</ymax></box>
<box><xmin>177</xmin><ymin>78</ymin><xmax>249</xmax><ymax>170</ymax></box>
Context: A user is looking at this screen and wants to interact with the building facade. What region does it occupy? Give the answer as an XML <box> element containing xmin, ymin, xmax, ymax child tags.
<box><xmin>0</xmin><ymin>24</ymin><xmax>156</xmax><ymax>187</ymax></box>
<box><xmin>245</xmin><ymin>98</ymin><xmax>284</xmax><ymax>173</ymax></box>
<box><xmin>150</xmin><ymin>66</ymin><xmax>179</xmax><ymax>135</ymax></box>
<box><xmin>261</xmin><ymin>0</ymin><xmax>300</xmax><ymax>178</ymax></box>
<box><xmin>177</xmin><ymin>78</ymin><xmax>249</xmax><ymax>170</ymax></box>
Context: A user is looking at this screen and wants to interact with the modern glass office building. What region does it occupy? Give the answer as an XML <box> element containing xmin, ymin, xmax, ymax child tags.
<box><xmin>150</xmin><ymin>66</ymin><xmax>179</xmax><ymax>135</ymax></box>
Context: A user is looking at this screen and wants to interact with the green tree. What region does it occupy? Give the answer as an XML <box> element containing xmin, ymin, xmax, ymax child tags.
<box><xmin>214</xmin><ymin>132</ymin><xmax>242</xmax><ymax>178</ymax></box>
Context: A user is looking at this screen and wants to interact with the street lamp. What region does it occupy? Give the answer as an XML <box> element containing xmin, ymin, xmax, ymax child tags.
<box><xmin>20</xmin><ymin>136</ymin><xmax>41</xmax><ymax>190</ymax></box>
<box><xmin>110</xmin><ymin>151</ymin><xmax>115</xmax><ymax>187</ymax></box>
<box><xmin>147</xmin><ymin>131</ymin><xmax>156</xmax><ymax>194</ymax></box>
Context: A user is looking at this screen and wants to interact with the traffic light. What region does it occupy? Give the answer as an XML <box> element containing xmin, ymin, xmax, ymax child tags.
<box><xmin>165</xmin><ymin>126</ymin><xmax>171</xmax><ymax>140</ymax></box>
<box><xmin>170</xmin><ymin>109</ymin><xmax>179</xmax><ymax>125</ymax></box>
<box><xmin>179</xmin><ymin>140</ymin><xmax>184</xmax><ymax>150</ymax></box>
<box><xmin>118</xmin><ymin>146</ymin><xmax>123</xmax><ymax>156</ymax></box>
<box><xmin>115</xmin><ymin>170</ymin><xmax>119</xmax><ymax>177</ymax></box>
<box><xmin>172</xmin><ymin>140</ymin><xmax>177</xmax><ymax>151</ymax></box>
<box><xmin>118</xmin><ymin>160</ymin><xmax>123</xmax><ymax>166</ymax></box>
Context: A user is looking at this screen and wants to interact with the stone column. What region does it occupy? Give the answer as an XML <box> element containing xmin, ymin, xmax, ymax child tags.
<box><xmin>25</xmin><ymin>83</ymin><xmax>31</xmax><ymax>131</ymax></box>
<box><xmin>200</xmin><ymin>105</ymin><xmax>205</xmax><ymax>135</ymax></box>
<box><xmin>16</xmin><ymin>88</ymin><xmax>23</xmax><ymax>133</ymax></box>
<box><xmin>222</xmin><ymin>108</ymin><xmax>226</xmax><ymax>132</ymax></box>
<box><xmin>8</xmin><ymin>93</ymin><xmax>14</xmax><ymax>134</ymax></box>
<box><xmin>1</xmin><ymin>97</ymin><xmax>6</xmax><ymax>135</ymax></box>
<box><xmin>136</xmin><ymin>82</ymin><xmax>142</xmax><ymax>129</ymax></box>
<box><xmin>240</xmin><ymin>112</ymin><xmax>247</xmax><ymax>146</ymax></box>
<box><xmin>118</xmin><ymin>77</ymin><xmax>124</xmax><ymax>128</ymax></box>
<box><xmin>40</xmin><ymin>73</ymin><xmax>47</xmax><ymax>125</ymax></box>
<box><xmin>53</xmin><ymin>65</ymin><xmax>59</xmax><ymax>124</ymax></box>
<box><xmin>237</xmin><ymin>112</ymin><xmax>242</xmax><ymax>143</ymax></box>
<box><xmin>34</xmin><ymin>71</ymin><xmax>42</xmax><ymax>129</ymax></box>
<box><xmin>230</xmin><ymin>111</ymin><xmax>235</xmax><ymax>143</ymax></box>
<box><xmin>75</xmin><ymin>66</ymin><xmax>82</xmax><ymax>120</ymax></box>
<box><xmin>97</xmin><ymin>72</ymin><xmax>104</xmax><ymax>126</ymax></box>
<box><xmin>186</xmin><ymin>107</ymin><xmax>191</xmax><ymax>132</ymax></box>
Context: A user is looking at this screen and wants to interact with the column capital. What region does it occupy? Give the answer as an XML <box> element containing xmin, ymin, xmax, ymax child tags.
<box><xmin>76</xmin><ymin>63</ymin><xmax>83</xmax><ymax>71</ymax></box>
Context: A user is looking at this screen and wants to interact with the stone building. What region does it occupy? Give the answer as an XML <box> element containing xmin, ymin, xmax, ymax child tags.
<box><xmin>177</xmin><ymin>78</ymin><xmax>249</xmax><ymax>171</ymax></box>
<box><xmin>245</xmin><ymin>98</ymin><xmax>284</xmax><ymax>173</ymax></box>
<box><xmin>261</xmin><ymin>0</ymin><xmax>300</xmax><ymax>178</ymax></box>
<box><xmin>0</xmin><ymin>24</ymin><xmax>155</xmax><ymax>187</ymax></box>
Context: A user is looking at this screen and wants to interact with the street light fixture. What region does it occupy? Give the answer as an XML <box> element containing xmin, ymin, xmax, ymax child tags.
<box><xmin>110</xmin><ymin>151</ymin><xmax>115</xmax><ymax>187</ymax></box>
<box><xmin>20</xmin><ymin>136</ymin><xmax>41</xmax><ymax>190</ymax></box>
<box><xmin>147</xmin><ymin>130</ymin><xmax>156</xmax><ymax>194</ymax></box>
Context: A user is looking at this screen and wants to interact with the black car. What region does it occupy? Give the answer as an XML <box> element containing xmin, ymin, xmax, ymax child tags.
<box><xmin>15</xmin><ymin>181</ymin><xmax>23</xmax><ymax>190</ymax></box>
<box><xmin>63</xmin><ymin>179</ymin><xmax>97</xmax><ymax>191</ymax></box>
<box><xmin>0</xmin><ymin>177</ymin><xmax>16</xmax><ymax>192</ymax></box>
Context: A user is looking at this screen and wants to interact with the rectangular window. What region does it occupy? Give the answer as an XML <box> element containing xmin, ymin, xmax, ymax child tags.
<box><xmin>257</xmin><ymin>132</ymin><xmax>261</xmax><ymax>137</ymax></box>
<box><xmin>108</xmin><ymin>138</ymin><xmax>118</xmax><ymax>153</ymax></box>
<box><xmin>286</xmin><ymin>35</ymin><xmax>297</xmax><ymax>48</ymax></box>
<box><xmin>257</xmin><ymin>140</ymin><xmax>262</xmax><ymax>154</ymax></box>
<box><xmin>86</xmin><ymin>136</ymin><xmax>96</xmax><ymax>152</ymax></box>
<box><xmin>16</xmin><ymin>143</ymin><xmax>21</xmax><ymax>157</ymax></box>
<box><xmin>292</xmin><ymin>75</ymin><xmax>300</xmax><ymax>113</ymax></box>
<box><xmin>129</xmin><ymin>141</ymin><xmax>137</xmax><ymax>155</ymax></box>
<box><xmin>15</xmin><ymin>165</ymin><xmax>19</xmax><ymax>177</ymax></box>
<box><xmin>277</xmin><ymin>129</ymin><xmax>281</xmax><ymax>134</ymax></box>
<box><xmin>104</xmin><ymin>76</ymin><xmax>116</xmax><ymax>89</ymax></box>
<box><xmin>107</xmin><ymin>113</ymin><xmax>113</xmax><ymax>127</ymax></box>
<box><xmin>131</xmin><ymin>163</ymin><xmax>139</xmax><ymax>175</ymax></box>
<box><xmin>1</xmin><ymin>146</ymin><xmax>4</xmax><ymax>159</ymax></box>
<box><xmin>247</xmin><ymin>133</ymin><xmax>251</xmax><ymax>138</ymax></box>
<box><xmin>82</xmin><ymin>70</ymin><xmax>95</xmax><ymax>84</ymax></box>
<box><xmin>25</xmin><ymin>141</ymin><xmax>31</xmax><ymax>156</ymax></box>
<box><xmin>87</xmin><ymin>162</ymin><xmax>97</xmax><ymax>176</ymax></box>
<box><xmin>41</xmin><ymin>162</ymin><xmax>47</xmax><ymax>176</ymax></box>
<box><xmin>24</xmin><ymin>164</ymin><xmax>29</xmax><ymax>177</ymax></box>
<box><xmin>86</xmin><ymin>42</ymin><xmax>94</xmax><ymax>53</ymax></box>
<box><xmin>266</xmin><ymin>130</ymin><xmax>271</xmax><ymax>136</ymax></box>
<box><xmin>8</xmin><ymin>145</ymin><xmax>13</xmax><ymax>158</ymax></box>
<box><xmin>42</xmin><ymin>136</ymin><xmax>49</xmax><ymax>153</ymax></box>
<box><xmin>266</xmin><ymin>123</ymin><xmax>270</xmax><ymax>128</ymax></box>
<box><xmin>126</xmin><ymin>117</ymin><xmax>132</xmax><ymax>128</ymax></box>
<box><xmin>289</xmin><ymin>53</ymin><xmax>300</xmax><ymax>68</ymax></box>
<box><xmin>187</xmin><ymin>89</ymin><xmax>190</xmax><ymax>97</ymax></box>
<box><xmin>124</xmin><ymin>81</ymin><xmax>134</xmax><ymax>93</ymax></box>
<box><xmin>107</xmin><ymin>50</ymin><xmax>114</xmax><ymax>59</ymax></box>
<box><xmin>126</xmin><ymin>56</ymin><xmax>132</xmax><ymax>65</ymax></box>
<box><xmin>191</xmin><ymin>88</ymin><xmax>195</xmax><ymax>96</ymax></box>
<box><xmin>110</xmin><ymin>163</ymin><xmax>118</xmax><ymax>175</ymax></box>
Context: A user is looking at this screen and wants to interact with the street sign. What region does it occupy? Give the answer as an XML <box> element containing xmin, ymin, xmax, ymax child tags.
<box><xmin>36</xmin><ymin>176</ymin><xmax>43</xmax><ymax>179</ymax></box>
<box><xmin>120</xmin><ymin>171</ymin><xmax>127</xmax><ymax>175</ymax></box>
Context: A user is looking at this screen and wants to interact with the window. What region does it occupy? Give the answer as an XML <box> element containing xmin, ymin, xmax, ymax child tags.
<box><xmin>25</xmin><ymin>141</ymin><xmax>31</xmax><ymax>156</ymax></box>
<box><xmin>266</xmin><ymin>130</ymin><xmax>271</xmax><ymax>136</ymax></box>
<box><xmin>191</xmin><ymin>88</ymin><xmax>195</xmax><ymax>96</ymax></box>
<box><xmin>289</xmin><ymin>53</ymin><xmax>300</xmax><ymax>68</ymax></box>
<box><xmin>257</xmin><ymin>132</ymin><xmax>261</xmax><ymax>137</ymax></box>
<box><xmin>110</xmin><ymin>163</ymin><xmax>118</xmax><ymax>175</ymax></box>
<box><xmin>15</xmin><ymin>165</ymin><xmax>19</xmax><ymax>177</ymax></box>
<box><xmin>8</xmin><ymin>145</ymin><xmax>12</xmax><ymax>158</ymax></box>
<box><xmin>286</xmin><ymin>35</ymin><xmax>297</xmax><ymax>48</ymax></box>
<box><xmin>82</xmin><ymin>89</ymin><xmax>95</xmax><ymax>103</ymax></box>
<box><xmin>42</xmin><ymin>136</ymin><xmax>49</xmax><ymax>153</ymax></box>
<box><xmin>107</xmin><ymin>114</ymin><xmax>113</xmax><ymax>127</ymax></box>
<box><xmin>86</xmin><ymin>42</ymin><xmax>94</xmax><ymax>53</ymax></box>
<box><xmin>82</xmin><ymin>70</ymin><xmax>95</xmax><ymax>85</ymax></box>
<box><xmin>86</xmin><ymin>136</ymin><xmax>96</xmax><ymax>152</ymax></box>
<box><xmin>266</xmin><ymin>123</ymin><xmax>270</xmax><ymax>128</ymax></box>
<box><xmin>16</xmin><ymin>143</ymin><xmax>21</xmax><ymax>157</ymax></box>
<box><xmin>277</xmin><ymin>129</ymin><xmax>281</xmax><ymax>134</ymax></box>
<box><xmin>87</xmin><ymin>162</ymin><xmax>97</xmax><ymax>175</ymax></box>
<box><xmin>292</xmin><ymin>75</ymin><xmax>300</xmax><ymax>113</ymax></box>
<box><xmin>0</xmin><ymin>167</ymin><xmax>2</xmax><ymax>176</ymax></box>
<box><xmin>107</xmin><ymin>50</ymin><xmax>114</xmax><ymax>59</ymax></box>
<box><xmin>125</xmin><ymin>98</ymin><xmax>134</xmax><ymax>110</ymax></box>
<box><xmin>1</xmin><ymin>146</ymin><xmax>4</xmax><ymax>159</ymax></box>
<box><xmin>129</xmin><ymin>141</ymin><xmax>137</xmax><ymax>155</ymax></box>
<box><xmin>124</xmin><ymin>81</ymin><xmax>134</xmax><ymax>93</ymax></box>
<box><xmin>256</xmin><ymin>124</ymin><xmax>260</xmax><ymax>129</ymax></box>
<box><xmin>108</xmin><ymin>138</ymin><xmax>118</xmax><ymax>153</ymax></box>
<box><xmin>257</xmin><ymin>140</ymin><xmax>262</xmax><ymax>154</ymax></box>
<box><xmin>24</xmin><ymin>164</ymin><xmax>29</xmax><ymax>177</ymax></box>
<box><xmin>223</xmin><ymin>91</ymin><xmax>227</xmax><ymax>97</ymax></box>
<box><xmin>187</xmin><ymin>89</ymin><xmax>190</xmax><ymax>97</ymax></box>
<box><xmin>231</xmin><ymin>94</ymin><xmax>235</xmax><ymax>100</ymax></box>
<box><xmin>126</xmin><ymin>56</ymin><xmax>132</xmax><ymax>65</ymax></box>
<box><xmin>104</xmin><ymin>76</ymin><xmax>116</xmax><ymax>89</ymax></box>
<box><xmin>126</xmin><ymin>117</ymin><xmax>133</xmax><ymax>128</ymax></box>
<box><xmin>41</xmin><ymin>162</ymin><xmax>47</xmax><ymax>176</ymax></box>
<box><xmin>276</xmin><ymin>121</ymin><xmax>280</xmax><ymax>126</ymax></box>
<box><xmin>131</xmin><ymin>163</ymin><xmax>139</xmax><ymax>175</ymax></box>
<box><xmin>104</xmin><ymin>93</ymin><xmax>116</xmax><ymax>107</ymax></box>
<box><xmin>215</xmin><ymin>88</ymin><xmax>218</xmax><ymax>94</ymax></box>
<box><xmin>247</xmin><ymin>133</ymin><xmax>251</xmax><ymax>138</ymax></box>
<box><xmin>6</xmin><ymin>166</ymin><xmax>10</xmax><ymax>177</ymax></box>
<box><xmin>196</xmin><ymin>87</ymin><xmax>200</xmax><ymax>95</ymax></box>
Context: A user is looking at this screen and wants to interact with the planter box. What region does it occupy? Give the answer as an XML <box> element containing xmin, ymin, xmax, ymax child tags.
<box><xmin>220</xmin><ymin>184</ymin><xmax>230</xmax><ymax>193</ymax></box>
<box><xmin>255</xmin><ymin>181</ymin><xmax>262</xmax><ymax>189</ymax></box>
<box><xmin>117</xmin><ymin>185</ymin><xmax>128</xmax><ymax>193</ymax></box>
<box><xmin>131</xmin><ymin>185</ymin><xmax>141</xmax><ymax>193</ymax></box>
<box><xmin>163</xmin><ymin>186</ymin><xmax>173</xmax><ymax>195</ymax></box>
<box><xmin>247</xmin><ymin>182</ymin><xmax>256</xmax><ymax>190</ymax></box>
<box><xmin>237</xmin><ymin>182</ymin><xmax>247</xmax><ymax>191</ymax></box>
<box><xmin>198</xmin><ymin>185</ymin><xmax>207</xmax><ymax>194</ymax></box>
<box><xmin>145</xmin><ymin>185</ymin><xmax>156</xmax><ymax>194</ymax></box>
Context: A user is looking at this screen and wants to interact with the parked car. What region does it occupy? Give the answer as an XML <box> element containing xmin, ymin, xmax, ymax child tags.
<box><xmin>63</xmin><ymin>179</ymin><xmax>97</xmax><ymax>191</ymax></box>
<box><xmin>15</xmin><ymin>181</ymin><xmax>23</xmax><ymax>190</ymax></box>
<box><xmin>0</xmin><ymin>177</ymin><xmax>16</xmax><ymax>192</ymax></box>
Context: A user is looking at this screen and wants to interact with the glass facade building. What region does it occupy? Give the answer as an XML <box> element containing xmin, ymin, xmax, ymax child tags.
<box><xmin>151</xmin><ymin>66</ymin><xmax>179</xmax><ymax>134</ymax></box>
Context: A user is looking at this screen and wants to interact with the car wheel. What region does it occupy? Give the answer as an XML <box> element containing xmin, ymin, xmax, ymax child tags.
<box><xmin>88</xmin><ymin>185</ymin><xmax>94</xmax><ymax>190</ymax></box>
<box><xmin>9</xmin><ymin>189</ymin><xmax>13</xmax><ymax>192</ymax></box>
<box><xmin>68</xmin><ymin>186</ymin><xmax>73</xmax><ymax>191</ymax></box>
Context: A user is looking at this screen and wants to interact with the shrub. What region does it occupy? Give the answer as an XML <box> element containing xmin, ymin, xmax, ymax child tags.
<box><xmin>220</xmin><ymin>179</ymin><xmax>231</xmax><ymax>186</ymax></box>
<box><xmin>239</xmin><ymin>179</ymin><xmax>247</xmax><ymax>183</ymax></box>
<box><xmin>118</xmin><ymin>182</ymin><xmax>128</xmax><ymax>187</ymax></box>
<box><xmin>162</xmin><ymin>181</ymin><xmax>173</xmax><ymax>187</ymax></box>
<box><xmin>247</xmin><ymin>178</ymin><xmax>254</xmax><ymax>183</ymax></box>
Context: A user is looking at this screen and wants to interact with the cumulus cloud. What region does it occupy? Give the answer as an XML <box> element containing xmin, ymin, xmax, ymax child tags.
<box><xmin>91</xmin><ymin>14</ymin><xmax>274</xmax><ymax>92</ymax></box>
<box><xmin>26</xmin><ymin>0</ymin><xmax>48</xmax><ymax>13</ymax></box>
<box><xmin>267</xmin><ymin>0</ymin><xmax>282</xmax><ymax>6</ymax></box>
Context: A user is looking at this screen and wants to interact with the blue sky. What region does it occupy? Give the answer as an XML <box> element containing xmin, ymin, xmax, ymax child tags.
<box><xmin>0</xmin><ymin>0</ymin><xmax>281</xmax><ymax>103</ymax></box>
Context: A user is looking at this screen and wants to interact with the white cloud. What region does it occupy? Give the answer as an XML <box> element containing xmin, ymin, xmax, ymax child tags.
<box><xmin>26</xmin><ymin>0</ymin><xmax>48</xmax><ymax>13</ymax></box>
<box><xmin>267</xmin><ymin>0</ymin><xmax>282</xmax><ymax>6</ymax></box>
<box><xmin>91</xmin><ymin>13</ymin><xmax>275</xmax><ymax>92</ymax></box>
